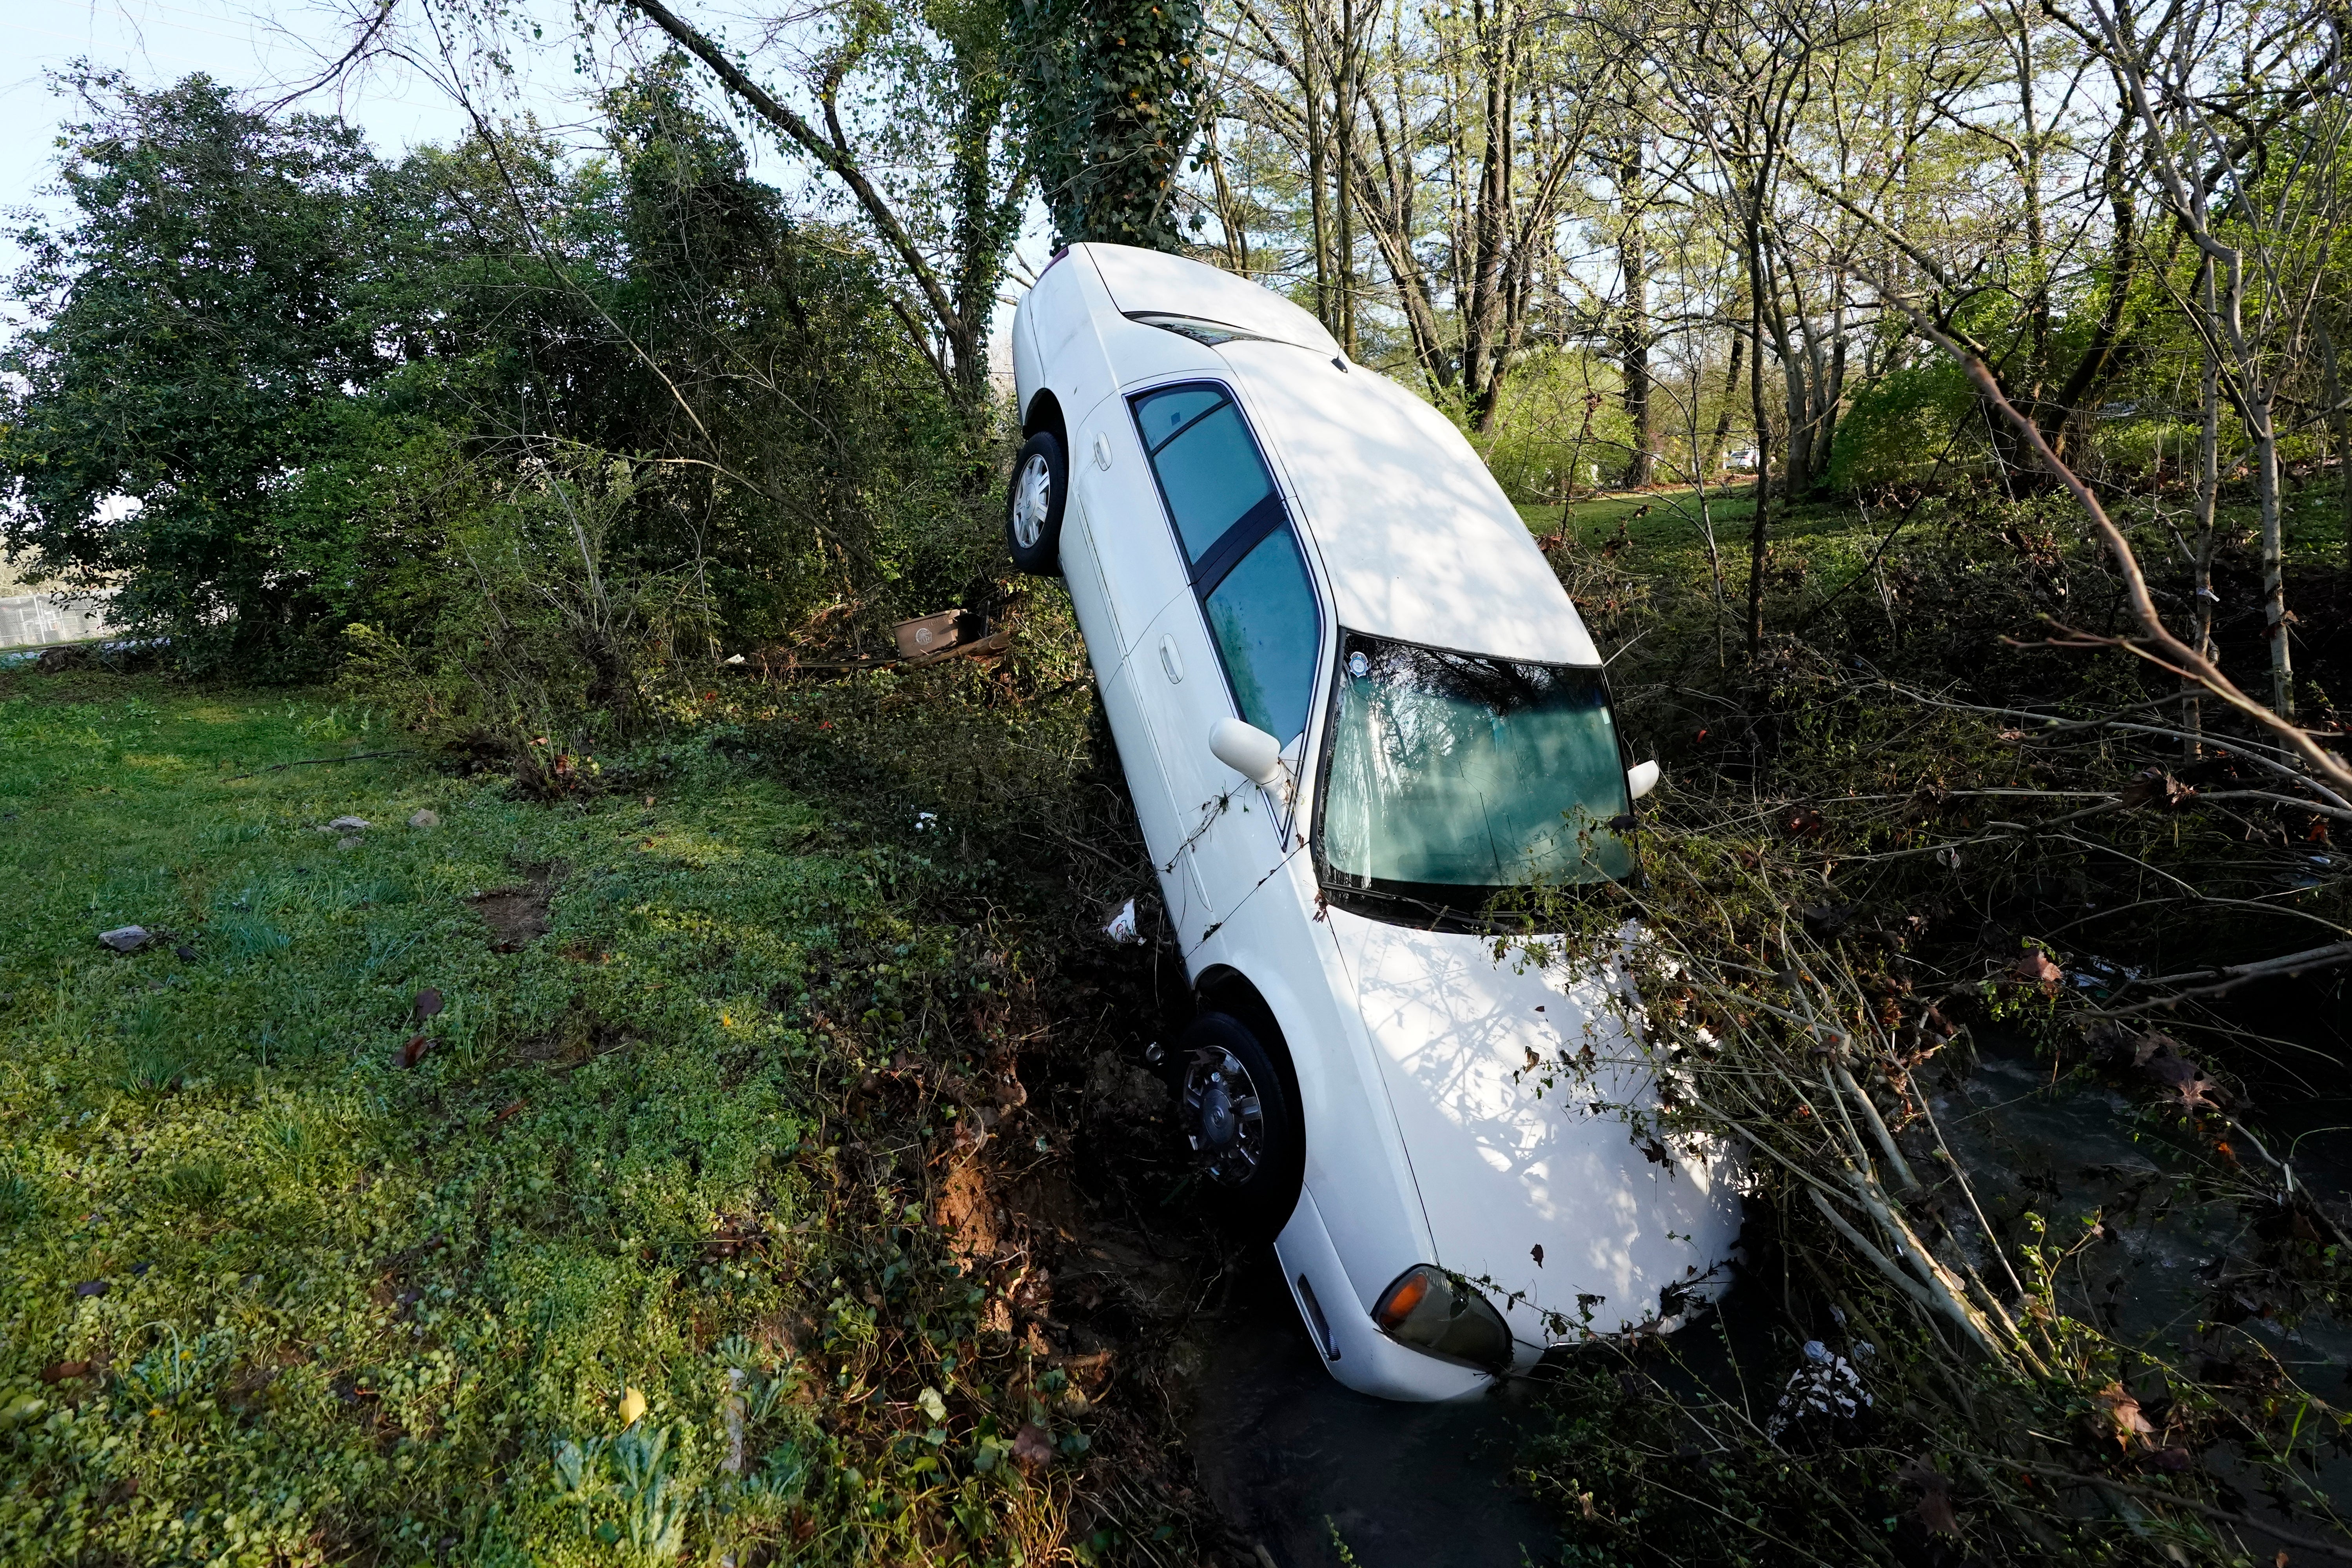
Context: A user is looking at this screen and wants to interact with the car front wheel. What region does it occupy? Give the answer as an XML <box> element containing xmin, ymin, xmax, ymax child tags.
<box><xmin>1173</xmin><ymin>1010</ymin><xmax>1303</xmax><ymax>1241</ymax></box>
<box><xmin>1004</xmin><ymin>431</ymin><xmax>1067</xmax><ymax>576</ymax></box>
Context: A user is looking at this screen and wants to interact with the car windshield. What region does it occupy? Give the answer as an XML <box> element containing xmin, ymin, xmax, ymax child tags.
<box><xmin>1318</xmin><ymin>632</ymin><xmax>1632</xmax><ymax>907</ymax></box>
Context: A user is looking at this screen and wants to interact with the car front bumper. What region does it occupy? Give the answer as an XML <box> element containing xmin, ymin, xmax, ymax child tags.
<box><xmin>1275</xmin><ymin>1189</ymin><xmax>1542</xmax><ymax>1401</ymax></box>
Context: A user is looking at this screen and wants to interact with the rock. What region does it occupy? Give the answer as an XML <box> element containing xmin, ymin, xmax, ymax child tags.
<box><xmin>408</xmin><ymin>809</ymin><xmax>440</xmax><ymax>829</ymax></box>
<box><xmin>327</xmin><ymin>816</ymin><xmax>370</xmax><ymax>831</ymax></box>
<box><xmin>98</xmin><ymin>926</ymin><xmax>150</xmax><ymax>953</ymax></box>
<box><xmin>336</xmin><ymin>835</ymin><xmax>363</xmax><ymax>850</ymax></box>
<box><xmin>173</xmin><ymin>944</ymin><xmax>197</xmax><ymax>961</ymax></box>
<box><xmin>73</xmin><ymin>1279</ymin><xmax>108</xmax><ymax>1298</ymax></box>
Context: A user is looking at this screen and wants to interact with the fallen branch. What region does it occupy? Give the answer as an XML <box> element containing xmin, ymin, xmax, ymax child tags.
<box><xmin>2096</xmin><ymin>940</ymin><xmax>2352</xmax><ymax>1015</ymax></box>
<box><xmin>1989</xmin><ymin>1458</ymin><xmax>2352</xmax><ymax>1562</ymax></box>
<box><xmin>228</xmin><ymin>750</ymin><xmax>420</xmax><ymax>781</ymax></box>
<box><xmin>1894</xmin><ymin>306</ymin><xmax>2352</xmax><ymax>793</ymax></box>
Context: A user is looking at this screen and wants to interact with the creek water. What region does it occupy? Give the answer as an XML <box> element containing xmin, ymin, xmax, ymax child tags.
<box><xmin>1180</xmin><ymin>1009</ymin><xmax>2352</xmax><ymax>1565</ymax></box>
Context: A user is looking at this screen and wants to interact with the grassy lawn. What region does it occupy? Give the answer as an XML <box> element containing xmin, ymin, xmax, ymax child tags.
<box><xmin>0</xmin><ymin>671</ymin><xmax>1107</xmax><ymax>1564</ymax></box>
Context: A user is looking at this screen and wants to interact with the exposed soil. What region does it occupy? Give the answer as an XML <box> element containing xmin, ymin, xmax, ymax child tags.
<box><xmin>469</xmin><ymin>862</ymin><xmax>555</xmax><ymax>950</ymax></box>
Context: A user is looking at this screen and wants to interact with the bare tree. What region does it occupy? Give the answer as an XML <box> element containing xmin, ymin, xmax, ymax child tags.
<box><xmin>2076</xmin><ymin>0</ymin><xmax>2352</xmax><ymax>717</ymax></box>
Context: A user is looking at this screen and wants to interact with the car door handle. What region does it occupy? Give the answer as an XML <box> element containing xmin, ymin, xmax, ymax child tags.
<box><xmin>1158</xmin><ymin>636</ymin><xmax>1183</xmax><ymax>684</ymax></box>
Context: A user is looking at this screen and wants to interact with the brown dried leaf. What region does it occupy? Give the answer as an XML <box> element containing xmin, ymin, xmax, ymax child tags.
<box><xmin>2092</xmin><ymin>1381</ymin><xmax>2154</xmax><ymax>1450</ymax></box>
<box><xmin>412</xmin><ymin>987</ymin><xmax>444</xmax><ymax>1021</ymax></box>
<box><xmin>2011</xmin><ymin>950</ymin><xmax>2063</xmax><ymax>995</ymax></box>
<box><xmin>2175</xmin><ymin>1076</ymin><xmax>2225</xmax><ymax>1112</ymax></box>
<box><xmin>397</xmin><ymin>1033</ymin><xmax>431</xmax><ymax>1069</ymax></box>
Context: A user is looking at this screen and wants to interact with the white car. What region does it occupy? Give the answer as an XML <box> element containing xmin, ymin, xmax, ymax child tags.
<box><xmin>1006</xmin><ymin>244</ymin><xmax>1742</xmax><ymax>1401</ymax></box>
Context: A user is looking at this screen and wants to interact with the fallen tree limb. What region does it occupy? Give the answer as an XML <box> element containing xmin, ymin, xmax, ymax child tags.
<box><xmin>1987</xmin><ymin>1458</ymin><xmax>2352</xmax><ymax>1561</ymax></box>
<box><xmin>2098</xmin><ymin>940</ymin><xmax>2352</xmax><ymax>1015</ymax></box>
<box><xmin>228</xmin><ymin>750</ymin><xmax>420</xmax><ymax>781</ymax></box>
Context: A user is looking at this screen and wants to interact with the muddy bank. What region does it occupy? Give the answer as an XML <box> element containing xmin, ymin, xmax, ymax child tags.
<box><xmin>1177</xmin><ymin>1247</ymin><xmax>1559</xmax><ymax>1568</ymax></box>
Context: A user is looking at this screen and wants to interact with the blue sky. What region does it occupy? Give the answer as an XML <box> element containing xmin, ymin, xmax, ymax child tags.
<box><xmin>0</xmin><ymin>2</ymin><xmax>1042</xmax><ymax>352</ymax></box>
<box><xmin>0</xmin><ymin>2</ymin><xmax>588</xmax><ymax>297</ymax></box>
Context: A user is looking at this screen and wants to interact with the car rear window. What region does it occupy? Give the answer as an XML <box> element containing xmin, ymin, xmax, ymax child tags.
<box><xmin>1203</xmin><ymin>528</ymin><xmax>1319</xmax><ymax>746</ymax></box>
<box><xmin>1132</xmin><ymin>384</ymin><xmax>1280</xmax><ymax>570</ymax></box>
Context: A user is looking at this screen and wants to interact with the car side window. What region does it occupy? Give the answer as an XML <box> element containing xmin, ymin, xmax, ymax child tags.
<box><xmin>1203</xmin><ymin>528</ymin><xmax>1319</xmax><ymax>746</ymax></box>
<box><xmin>1132</xmin><ymin>383</ymin><xmax>1281</xmax><ymax>571</ymax></box>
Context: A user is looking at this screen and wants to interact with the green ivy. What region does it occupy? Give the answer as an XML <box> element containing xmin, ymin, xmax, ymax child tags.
<box><xmin>1007</xmin><ymin>0</ymin><xmax>1207</xmax><ymax>250</ymax></box>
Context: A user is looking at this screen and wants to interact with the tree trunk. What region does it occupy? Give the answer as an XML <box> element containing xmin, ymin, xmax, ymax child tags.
<box><xmin>1303</xmin><ymin>1</ymin><xmax>1332</xmax><ymax>330</ymax></box>
<box><xmin>2252</xmin><ymin>406</ymin><xmax>2293</xmax><ymax>716</ymax></box>
<box><xmin>1706</xmin><ymin>317</ymin><xmax>1746</xmax><ymax>477</ymax></box>
<box><xmin>1746</xmin><ymin>233</ymin><xmax>1772</xmax><ymax>658</ymax></box>
<box><xmin>2186</xmin><ymin>258</ymin><xmax>2220</xmax><ymax>758</ymax></box>
<box><xmin>2322</xmin><ymin>316</ymin><xmax>2352</xmax><ymax>570</ymax></box>
<box><xmin>1462</xmin><ymin>1</ymin><xmax>1517</xmax><ymax>431</ymax></box>
<box><xmin>1203</xmin><ymin>118</ymin><xmax>1250</xmax><ymax>274</ymax></box>
<box><xmin>1333</xmin><ymin>0</ymin><xmax>1359</xmax><ymax>357</ymax></box>
<box><xmin>1617</xmin><ymin>120</ymin><xmax>1652</xmax><ymax>488</ymax></box>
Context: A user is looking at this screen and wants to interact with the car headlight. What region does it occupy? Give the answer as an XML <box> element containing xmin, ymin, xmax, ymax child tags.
<box><xmin>1372</xmin><ymin>1265</ymin><xmax>1514</xmax><ymax>1371</ymax></box>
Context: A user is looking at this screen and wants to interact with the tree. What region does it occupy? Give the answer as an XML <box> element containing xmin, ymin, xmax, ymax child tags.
<box><xmin>601</xmin><ymin>0</ymin><xmax>1026</xmax><ymax>419</ymax></box>
<box><xmin>0</xmin><ymin>74</ymin><xmax>392</xmax><ymax>675</ymax></box>
<box><xmin>1008</xmin><ymin>0</ymin><xmax>1210</xmax><ymax>249</ymax></box>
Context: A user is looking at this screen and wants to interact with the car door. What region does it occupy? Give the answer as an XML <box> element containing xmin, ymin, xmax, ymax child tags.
<box><xmin>1071</xmin><ymin>396</ymin><xmax>1187</xmax><ymax>650</ymax></box>
<box><xmin>1123</xmin><ymin>381</ymin><xmax>1325</xmax><ymax>943</ymax></box>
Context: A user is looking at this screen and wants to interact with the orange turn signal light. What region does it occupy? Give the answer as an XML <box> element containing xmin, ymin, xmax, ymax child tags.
<box><xmin>1375</xmin><ymin>1268</ymin><xmax>1433</xmax><ymax>1330</ymax></box>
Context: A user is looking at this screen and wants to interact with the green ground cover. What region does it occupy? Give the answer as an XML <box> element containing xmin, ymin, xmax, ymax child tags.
<box><xmin>0</xmin><ymin>672</ymin><xmax>1100</xmax><ymax>1564</ymax></box>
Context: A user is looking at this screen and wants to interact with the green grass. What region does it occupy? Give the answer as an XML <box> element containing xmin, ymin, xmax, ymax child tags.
<box><xmin>0</xmin><ymin>672</ymin><xmax>1078</xmax><ymax>1564</ymax></box>
<box><xmin>1516</xmin><ymin>476</ymin><xmax>2352</xmax><ymax>584</ymax></box>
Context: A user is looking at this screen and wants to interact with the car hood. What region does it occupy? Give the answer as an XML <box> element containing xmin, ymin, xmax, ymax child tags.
<box><xmin>1327</xmin><ymin>907</ymin><xmax>1743</xmax><ymax>1345</ymax></box>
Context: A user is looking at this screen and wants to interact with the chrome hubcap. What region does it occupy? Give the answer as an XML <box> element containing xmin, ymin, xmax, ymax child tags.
<box><xmin>1182</xmin><ymin>1047</ymin><xmax>1264</xmax><ymax>1185</ymax></box>
<box><xmin>1011</xmin><ymin>454</ymin><xmax>1052</xmax><ymax>549</ymax></box>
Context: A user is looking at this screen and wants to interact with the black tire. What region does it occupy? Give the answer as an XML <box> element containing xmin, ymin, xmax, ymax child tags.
<box><xmin>1005</xmin><ymin>430</ymin><xmax>1067</xmax><ymax>576</ymax></box>
<box><xmin>1171</xmin><ymin>1010</ymin><xmax>1304</xmax><ymax>1242</ymax></box>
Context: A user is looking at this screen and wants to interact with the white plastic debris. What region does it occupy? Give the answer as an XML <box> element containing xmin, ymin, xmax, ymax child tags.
<box><xmin>1103</xmin><ymin>898</ymin><xmax>1143</xmax><ymax>946</ymax></box>
<box><xmin>1765</xmin><ymin>1339</ymin><xmax>1873</xmax><ymax>1442</ymax></box>
<box><xmin>98</xmin><ymin>926</ymin><xmax>151</xmax><ymax>953</ymax></box>
<box><xmin>913</xmin><ymin>811</ymin><xmax>939</xmax><ymax>833</ymax></box>
<box><xmin>724</xmin><ymin>653</ymin><xmax>747</xmax><ymax>666</ymax></box>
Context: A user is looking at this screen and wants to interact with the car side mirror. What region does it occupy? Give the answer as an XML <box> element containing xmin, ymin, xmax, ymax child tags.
<box><xmin>1627</xmin><ymin>760</ymin><xmax>1661</xmax><ymax>801</ymax></box>
<box><xmin>1210</xmin><ymin>717</ymin><xmax>1287</xmax><ymax>788</ymax></box>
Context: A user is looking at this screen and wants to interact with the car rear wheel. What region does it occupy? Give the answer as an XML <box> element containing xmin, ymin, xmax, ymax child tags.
<box><xmin>1005</xmin><ymin>431</ymin><xmax>1067</xmax><ymax>576</ymax></box>
<box><xmin>1172</xmin><ymin>1011</ymin><xmax>1303</xmax><ymax>1241</ymax></box>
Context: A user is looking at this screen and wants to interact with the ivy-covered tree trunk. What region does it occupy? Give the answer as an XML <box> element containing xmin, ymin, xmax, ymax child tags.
<box><xmin>1008</xmin><ymin>0</ymin><xmax>1207</xmax><ymax>250</ymax></box>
